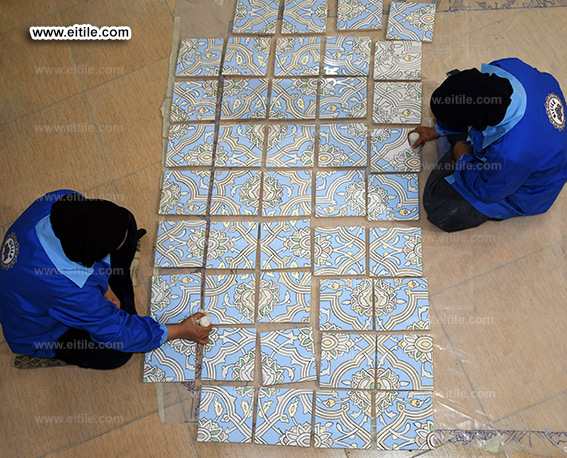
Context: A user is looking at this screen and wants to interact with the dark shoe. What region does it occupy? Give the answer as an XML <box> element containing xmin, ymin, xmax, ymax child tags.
<box><xmin>137</xmin><ymin>228</ymin><xmax>147</xmax><ymax>240</ymax></box>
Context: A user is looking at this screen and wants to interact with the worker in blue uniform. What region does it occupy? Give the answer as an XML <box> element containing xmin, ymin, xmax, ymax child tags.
<box><xmin>0</xmin><ymin>190</ymin><xmax>212</xmax><ymax>370</ymax></box>
<box><xmin>411</xmin><ymin>58</ymin><xmax>567</xmax><ymax>232</ymax></box>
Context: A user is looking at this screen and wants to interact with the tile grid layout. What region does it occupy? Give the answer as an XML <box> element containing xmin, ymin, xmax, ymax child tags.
<box><xmin>147</xmin><ymin>0</ymin><xmax>436</xmax><ymax>450</ymax></box>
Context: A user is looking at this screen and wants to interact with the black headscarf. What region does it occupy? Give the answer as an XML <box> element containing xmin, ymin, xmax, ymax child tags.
<box><xmin>50</xmin><ymin>193</ymin><xmax>131</xmax><ymax>268</ymax></box>
<box><xmin>430</xmin><ymin>68</ymin><xmax>514</xmax><ymax>131</ymax></box>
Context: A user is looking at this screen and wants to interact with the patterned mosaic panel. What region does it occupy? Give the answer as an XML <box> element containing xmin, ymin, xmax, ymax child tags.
<box><xmin>370</xmin><ymin>128</ymin><xmax>421</xmax><ymax>173</ymax></box>
<box><xmin>263</xmin><ymin>170</ymin><xmax>311</xmax><ymax>217</ymax></box>
<box><xmin>318</xmin><ymin>123</ymin><xmax>367</xmax><ymax>167</ymax></box>
<box><xmin>274</xmin><ymin>37</ymin><xmax>321</xmax><ymax>76</ymax></box>
<box><xmin>319</xmin><ymin>278</ymin><xmax>373</xmax><ymax>330</ymax></box>
<box><xmin>315</xmin><ymin>170</ymin><xmax>366</xmax><ymax>217</ymax></box>
<box><xmin>216</xmin><ymin>124</ymin><xmax>264</xmax><ymax>167</ymax></box>
<box><xmin>154</xmin><ymin>220</ymin><xmax>206</xmax><ymax>268</ymax></box>
<box><xmin>232</xmin><ymin>0</ymin><xmax>280</xmax><ymax>34</ymax></box>
<box><xmin>171</xmin><ymin>81</ymin><xmax>218</xmax><ymax>122</ymax></box>
<box><xmin>143</xmin><ymin>341</ymin><xmax>196</xmax><ymax>382</ymax></box>
<box><xmin>150</xmin><ymin>274</ymin><xmax>201</xmax><ymax>324</ymax></box>
<box><xmin>166</xmin><ymin>124</ymin><xmax>215</xmax><ymax>167</ymax></box>
<box><xmin>260</xmin><ymin>328</ymin><xmax>317</xmax><ymax>385</ymax></box>
<box><xmin>175</xmin><ymin>38</ymin><xmax>223</xmax><ymax>77</ymax></box>
<box><xmin>270</xmin><ymin>78</ymin><xmax>318</xmax><ymax>119</ymax></box>
<box><xmin>320</xmin><ymin>77</ymin><xmax>367</xmax><ymax>119</ymax></box>
<box><xmin>373</xmin><ymin>82</ymin><xmax>422</xmax><ymax>124</ymax></box>
<box><xmin>204</xmin><ymin>273</ymin><xmax>256</xmax><ymax>324</ymax></box>
<box><xmin>337</xmin><ymin>0</ymin><xmax>383</xmax><ymax>30</ymax></box>
<box><xmin>206</xmin><ymin>221</ymin><xmax>258</xmax><ymax>269</ymax></box>
<box><xmin>223</xmin><ymin>37</ymin><xmax>271</xmax><ymax>76</ymax></box>
<box><xmin>220</xmin><ymin>78</ymin><xmax>268</xmax><ymax>119</ymax></box>
<box><xmin>323</xmin><ymin>36</ymin><xmax>371</xmax><ymax>76</ymax></box>
<box><xmin>367</xmin><ymin>173</ymin><xmax>419</xmax><ymax>221</ymax></box>
<box><xmin>266</xmin><ymin>124</ymin><xmax>316</xmax><ymax>167</ymax></box>
<box><xmin>260</xmin><ymin>219</ymin><xmax>311</xmax><ymax>270</ymax></box>
<box><xmin>282</xmin><ymin>0</ymin><xmax>328</xmax><ymax>34</ymax></box>
<box><xmin>209</xmin><ymin>170</ymin><xmax>261</xmax><ymax>216</ymax></box>
<box><xmin>369</xmin><ymin>227</ymin><xmax>422</xmax><ymax>277</ymax></box>
<box><xmin>386</xmin><ymin>2</ymin><xmax>436</xmax><ymax>42</ymax></box>
<box><xmin>159</xmin><ymin>170</ymin><xmax>210</xmax><ymax>216</ymax></box>
<box><xmin>313</xmin><ymin>226</ymin><xmax>366</xmax><ymax>275</ymax></box>
<box><xmin>374</xmin><ymin>41</ymin><xmax>422</xmax><ymax>80</ymax></box>
<box><xmin>258</xmin><ymin>271</ymin><xmax>311</xmax><ymax>322</ymax></box>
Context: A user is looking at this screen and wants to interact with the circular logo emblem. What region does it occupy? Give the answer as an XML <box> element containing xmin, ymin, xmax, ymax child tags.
<box><xmin>545</xmin><ymin>93</ymin><xmax>565</xmax><ymax>131</ymax></box>
<box><xmin>1</xmin><ymin>233</ymin><xmax>19</xmax><ymax>270</ymax></box>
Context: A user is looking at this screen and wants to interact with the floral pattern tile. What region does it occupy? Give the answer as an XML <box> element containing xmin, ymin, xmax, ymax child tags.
<box><xmin>154</xmin><ymin>220</ymin><xmax>207</xmax><ymax>268</ymax></box>
<box><xmin>270</xmin><ymin>78</ymin><xmax>317</xmax><ymax>119</ymax></box>
<box><xmin>275</xmin><ymin>37</ymin><xmax>321</xmax><ymax>76</ymax></box>
<box><xmin>232</xmin><ymin>0</ymin><xmax>280</xmax><ymax>34</ymax></box>
<box><xmin>376</xmin><ymin>391</ymin><xmax>433</xmax><ymax>450</ymax></box>
<box><xmin>175</xmin><ymin>38</ymin><xmax>223</xmax><ymax>77</ymax></box>
<box><xmin>206</xmin><ymin>221</ymin><xmax>258</xmax><ymax>269</ymax></box>
<box><xmin>202</xmin><ymin>327</ymin><xmax>257</xmax><ymax>381</ymax></box>
<box><xmin>314</xmin><ymin>390</ymin><xmax>372</xmax><ymax>448</ymax></box>
<box><xmin>144</xmin><ymin>341</ymin><xmax>196</xmax><ymax>382</ymax></box>
<box><xmin>318</xmin><ymin>123</ymin><xmax>367</xmax><ymax>167</ymax></box>
<box><xmin>255</xmin><ymin>388</ymin><xmax>314</xmax><ymax>446</ymax></box>
<box><xmin>266</xmin><ymin>125</ymin><xmax>315</xmax><ymax>167</ymax></box>
<box><xmin>375</xmin><ymin>278</ymin><xmax>430</xmax><ymax>331</ymax></box>
<box><xmin>282</xmin><ymin>0</ymin><xmax>328</xmax><ymax>34</ymax></box>
<box><xmin>260</xmin><ymin>327</ymin><xmax>316</xmax><ymax>385</ymax></box>
<box><xmin>315</xmin><ymin>170</ymin><xmax>366</xmax><ymax>217</ymax></box>
<box><xmin>323</xmin><ymin>36</ymin><xmax>371</xmax><ymax>76</ymax></box>
<box><xmin>374</xmin><ymin>41</ymin><xmax>422</xmax><ymax>80</ymax></box>
<box><xmin>171</xmin><ymin>81</ymin><xmax>218</xmax><ymax>122</ymax></box>
<box><xmin>166</xmin><ymin>124</ymin><xmax>216</xmax><ymax>167</ymax></box>
<box><xmin>220</xmin><ymin>78</ymin><xmax>268</xmax><ymax>119</ymax></box>
<box><xmin>337</xmin><ymin>0</ymin><xmax>383</xmax><ymax>30</ymax></box>
<box><xmin>260</xmin><ymin>219</ymin><xmax>311</xmax><ymax>270</ymax></box>
<box><xmin>197</xmin><ymin>386</ymin><xmax>254</xmax><ymax>443</ymax></box>
<box><xmin>223</xmin><ymin>37</ymin><xmax>271</xmax><ymax>76</ymax></box>
<box><xmin>204</xmin><ymin>274</ymin><xmax>256</xmax><ymax>324</ymax></box>
<box><xmin>367</xmin><ymin>173</ymin><xmax>419</xmax><ymax>221</ymax></box>
<box><xmin>319</xmin><ymin>333</ymin><xmax>375</xmax><ymax>388</ymax></box>
<box><xmin>373</xmin><ymin>82</ymin><xmax>422</xmax><ymax>124</ymax></box>
<box><xmin>313</xmin><ymin>226</ymin><xmax>366</xmax><ymax>275</ymax></box>
<box><xmin>216</xmin><ymin>124</ymin><xmax>264</xmax><ymax>167</ymax></box>
<box><xmin>386</xmin><ymin>2</ymin><xmax>436</xmax><ymax>42</ymax></box>
<box><xmin>319</xmin><ymin>77</ymin><xmax>367</xmax><ymax>119</ymax></box>
<box><xmin>210</xmin><ymin>170</ymin><xmax>261</xmax><ymax>216</ymax></box>
<box><xmin>263</xmin><ymin>170</ymin><xmax>311</xmax><ymax>217</ymax></box>
<box><xmin>369</xmin><ymin>227</ymin><xmax>422</xmax><ymax>277</ymax></box>
<box><xmin>159</xmin><ymin>170</ymin><xmax>210</xmax><ymax>216</ymax></box>
<box><xmin>258</xmin><ymin>272</ymin><xmax>311</xmax><ymax>323</ymax></box>
<box><xmin>370</xmin><ymin>128</ymin><xmax>421</xmax><ymax>173</ymax></box>
<box><xmin>319</xmin><ymin>278</ymin><xmax>373</xmax><ymax>330</ymax></box>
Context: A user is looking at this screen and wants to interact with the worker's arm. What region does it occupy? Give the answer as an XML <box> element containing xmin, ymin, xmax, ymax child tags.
<box><xmin>408</xmin><ymin>126</ymin><xmax>440</xmax><ymax>148</ymax></box>
<box><xmin>166</xmin><ymin>312</ymin><xmax>211</xmax><ymax>344</ymax></box>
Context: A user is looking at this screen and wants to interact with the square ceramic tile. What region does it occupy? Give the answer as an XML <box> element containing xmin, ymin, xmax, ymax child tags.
<box><xmin>216</xmin><ymin>124</ymin><xmax>264</xmax><ymax>167</ymax></box>
<box><xmin>375</xmin><ymin>278</ymin><xmax>430</xmax><ymax>331</ymax></box>
<box><xmin>282</xmin><ymin>0</ymin><xmax>328</xmax><ymax>34</ymax></box>
<box><xmin>171</xmin><ymin>81</ymin><xmax>218</xmax><ymax>121</ymax></box>
<box><xmin>313</xmin><ymin>226</ymin><xmax>366</xmax><ymax>275</ymax></box>
<box><xmin>367</xmin><ymin>173</ymin><xmax>419</xmax><ymax>221</ymax></box>
<box><xmin>376</xmin><ymin>391</ymin><xmax>433</xmax><ymax>450</ymax></box>
<box><xmin>150</xmin><ymin>274</ymin><xmax>202</xmax><ymax>324</ymax></box>
<box><xmin>373</xmin><ymin>82</ymin><xmax>422</xmax><ymax>124</ymax></box>
<box><xmin>376</xmin><ymin>334</ymin><xmax>433</xmax><ymax>390</ymax></box>
<box><xmin>220</xmin><ymin>78</ymin><xmax>268</xmax><ymax>119</ymax></box>
<box><xmin>318</xmin><ymin>123</ymin><xmax>367</xmax><ymax>167</ymax></box>
<box><xmin>232</xmin><ymin>0</ymin><xmax>280</xmax><ymax>34</ymax></box>
<box><xmin>314</xmin><ymin>390</ymin><xmax>372</xmax><ymax>448</ymax></box>
<box><xmin>206</xmin><ymin>221</ymin><xmax>258</xmax><ymax>269</ymax></box>
<box><xmin>223</xmin><ymin>37</ymin><xmax>271</xmax><ymax>76</ymax></box>
<box><xmin>270</xmin><ymin>78</ymin><xmax>317</xmax><ymax>119</ymax></box>
<box><xmin>323</xmin><ymin>36</ymin><xmax>371</xmax><ymax>76</ymax></box>
<box><xmin>255</xmin><ymin>388</ymin><xmax>313</xmax><ymax>446</ymax></box>
<box><xmin>154</xmin><ymin>220</ymin><xmax>207</xmax><ymax>268</ymax></box>
<box><xmin>258</xmin><ymin>272</ymin><xmax>311</xmax><ymax>322</ymax></box>
<box><xmin>263</xmin><ymin>170</ymin><xmax>311</xmax><ymax>217</ymax></box>
<box><xmin>202</xmin><ymin>327</ymin><xmax>257</xmax><ymax>381</ymax></box>
<box><xmin>210</xmin><ymin>170</ymin><xmax>260</xmax><ymax>216</ymax></box>
<box><xmin>266</xmin><ymin>124</ymin><xmax>315</xmax><ymax>167</ymax></box>
<box><xmin>369</xmin><ymin>227</ymin><xmax>422</xmax><ymax>277</ymax></box>
<box><xmin>319</xmin><ymin>278</ymin><xmax>373</xmax><ymax>330</ymax></box>
<box><xmin>159</xmin><ymin>170</ymin><xmax>210</xmax><ymax>215</ymax></box>
<box><xmin>337</xmin><ymin>0</ymin><xmax>383</xmax><ymax>30</ymax></box>
<box><xmin>144</xmin><ymin>340</ymin><xmax>196</xmax><ymax>382</ymax></box>
<box><xmin>204</xmin><ymin>273</ymin><xmax>256</xmax><ymax>324</ymax></box>
<box><xmin>370</xmin><ymin>128</ymin><xmax>421</xmax><ymax>173</ymax></box>
<box><xmin>166</xmin><ymin>124</ymin><xmax>215</xmax><ymax>167</ymax></box>
<box><xmin>260</xmin><ymin>327</ymin><xmax>316</xmax><ymax>385</ymax></box>
<box><xmin>319</xmin><ymin>77</ymin><xmax>367</xmax><ymax>119</ymax></box>
<box><xmin>386</xmin><ymin>2</ymin><xmax>436</xmax><ymax>42</ymax></box>
<box><xmin>315</xmin><ymin>170</ymin><xmax>366</xmax><ymax>217</ymax></box>
<box><xmin>175</xmin><ymin>38</ymin><xmax>223</xmax><ymax>77</ymax></box>
<box><xmin>374</xmin><ymin>41</ymin><xmax>422</xmax><ymax>80</ymax></box>
<box><xmin>320</xmin><ymin>333</ymin><xmax>375</xmax><ymax>388</ymax></box>
<box><xmin>260</xmin><ymin>219</ymin><xmax>311</xmax><ymax>270</ymax></box>
<box><xmin>198</xmin><ymin>386</ymin><xmax>254</xmax><ymax>443</ymax></box>
<box><xmin>275</xmin><ymin>37</ymin><xmax>321</xmax><ymax>76</ymax></box>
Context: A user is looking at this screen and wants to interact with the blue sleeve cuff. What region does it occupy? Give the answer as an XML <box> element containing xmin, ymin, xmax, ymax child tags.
<box><xmin>445</xmin><ymin>174</ymin><xmax>456</xmax><ymax>185</ymax></box>
<box><xmin>158</xmin><ymin>323</ymin><xmax>168</xmax><ymax>345</ymax></box>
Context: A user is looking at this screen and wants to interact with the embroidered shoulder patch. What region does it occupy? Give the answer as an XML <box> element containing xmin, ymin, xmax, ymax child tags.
<box><xmin>545</xmin><ymin>93</ymin><xmax>565</xmax><ymax>131</ymax></box>
<box><xmin>1</xmin><ymin>233</ymin><xmax>19</xmax><ymax>270</ymax></box>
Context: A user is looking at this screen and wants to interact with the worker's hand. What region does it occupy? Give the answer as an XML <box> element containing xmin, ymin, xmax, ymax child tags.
<box><xmin>167</xmin><ymin>312</ymin><xmax>212</xmax><ymax>345</ymax></box>
<box><xmin>408</xmin><ymin>126</ymin><xmax>440</xmax><ymax>148</ymax></box>
<box><xmin>454</xmin><ymin>141</ymin><xmax>473</xmax><ymax>161</ymax></box>
<box><xmin>104</xmin><ymin>285</ymin><xmax>121</xmax><ymax>309</ymax></box>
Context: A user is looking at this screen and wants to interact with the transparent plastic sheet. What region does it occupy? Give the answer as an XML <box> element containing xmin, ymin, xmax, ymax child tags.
<box><xmin>153</xmin><ymin>1</ymin><xmax>567</xmax><ymax>455</ymax></box>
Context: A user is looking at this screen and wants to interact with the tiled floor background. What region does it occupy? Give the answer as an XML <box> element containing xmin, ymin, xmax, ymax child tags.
<box><xmin>0</xmin><ymin>0</ymin><xmax>566</xmax><ymax>457</ymax></box>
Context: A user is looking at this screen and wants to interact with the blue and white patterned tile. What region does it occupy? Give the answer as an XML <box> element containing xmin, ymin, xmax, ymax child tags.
<box><xmin>175</xmin><ymin>38</ymin><xmax>223</xmax><ymax>77</ymax></box>
<box><xmin>202</xmin><ymin>327</ymin><xmax>257</xmax><ymax>381</ymax></box>
<box><xmin>281</xmin><ymin>0</ymin><xmax>328</xmax><ymax>34</ymax></box>
<box><xmin>150</xmin><ymin>274</ymin><xmax>202</xmax><ymax>324</ymax></box>
<box><xmin>370</xmin><ymin>128</ymin><xmax>421</xmax><ymax>173</ymax></box>
<box><xmin>375</xmin><ymin>278</ymin><xmax>430</xmax><ymax>331</ymax></box>
<box><xmin>220</xmin><ymin>78</ymin><xmax>268</xmax><ymax>119</ymax></box>
<box><xmin>197</xmin><ymin>386</ymin><xmax>254</xmax><ymax>443</ymax></box>
<box><xmin>260</xmin><ymin>327</ymin><xmax>316</xmax><ymax>385</ymax></box>
<box><xmin>313</xmin><ymin>226</ymin><xmax>366</xmax><ymax>275</ymax></box>
<box><xmin>260</xmin><ymin>219</ymin><xmax>311</xmax><ymax>270</ymax></box>
<box><xmin>274</xmin><ymin>37</ymin><xmax>321</xmax><ymax>76</ymax></box>
<box><xmin>159</xmin><ymin>170</ymin><xmax>210</xmax><ymax>215</ymax></box>
<box><xmin>255</xmin><ymin>388</ymin><xmax>313</xmax><ymax>446</ymax></box>
<box><xmin>369</xmin><ymin>227</ymin><xmax>422</xmax><ymax>277</ymax></box>
<box><xmin>315</xmin><ymin>170</ymin><xmax>366</xmax><ymax>217</ymax></box>
<box><xmin>232</xmin><ymin>0</ymin><xmax>280</xmax><ymax>34</ymax></box>
<box><xmin>144</xmin><ymin>341</ymin><xmax>196</xmax><ymax>382</ymax></box>
<box><xmin>270</xmin><ymin>78</ymin><xmax>318</xmax><ymax>119</ymax></box>
<box><xmin>266</xmin><ymin>124</ymin><xmax>316</xmax><ymax>167</ymax></box>
<box><xmin>319</xmin><ymin>278</ymin><xmax>373</xmax><ymax>330</ymax></box>
<box><xmin>258</xmin><ymin>271</ymin><xmax>311</xmax><ymax>323</ymax></box>
<box><xmin>216</xmin><ymin>124</ymin><xmax>264</xmax><ymax>167</ymax></box>
<box><xmin>386</xmin><ymin>2</ymin><xmax>436</xmax><ymax>42</ymax></box>
<box><xmin>166</xmin><ymin>124</ymin><xmax>216</xmax><ymax>167</ymax></box>
<box><xmin>373</xmin><ymin>82</ymin><xmax>422</xmax><ymax>124</ymax></box>
<box><xmin>319</xmin><ymin>77</ymin><xmax>367</xmax><ymax>119</ymax></box>
<box><xmin>323</xmin><ymin>36</ymin><xmax>371</xmax><ymax>76</ymax></box>
<box><xmin>318</xmin><ymin>123</ymin><xmax>367</xmax><ymax>167</ymax></box>
<box><xmin>337</xmin><ymin>0</ymin><xmax>383</xmax><ymax>30</ymax></box>
<box><xmin>314</xmin><ymin>390</ymin><xmax>372</xmax><ymax>449</ymax></box>
<box><xmin>204</xmin><ymin>273</ymin><xmax>256</xmax><ymax>324</ymax></box>
<box><xmin>223</xmin><ymin>37</ymin><xmax>271</xmax><ymax>76</ymax></box>
<box><xmin>367</xmin><ymin>173</ymin><xmax>419</xmax><ymax>221</ymax></box>
<box><xmin>210</xmin><ymin>170</ymin><xmax>261</xmax><ymax>216</ymax></box>
<box><xmin>154</xmin><ymin>220</ymin><xmax>207</xmax><ymax>268</ymax></box>
<box><xmin>171</xmin><ymin>81</ymin><xmax>218</xmax><ymax>122</ymax></box>
<box><xmin>263</xmin><ymin>170</ymin><xmax>311</xmax><ymax>217</ymax></box>
<box><xmin>374</xmin><ymin>41</ymin><xmax>422</xmax><ymax>80</ymax></box>
<box><xmin>206</xmin><ymin>221</ymin><xmax>258</xmax><ymax>269</ymax></box>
